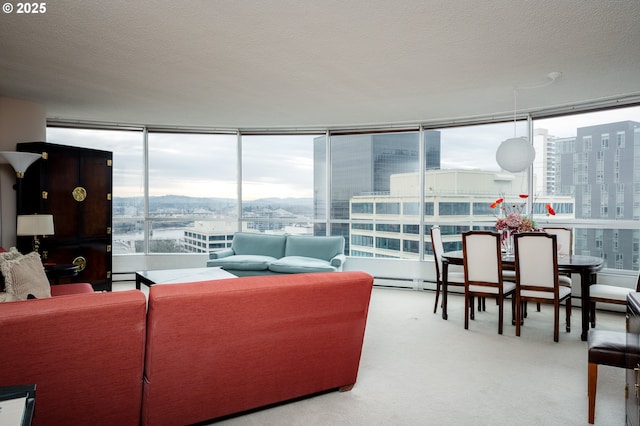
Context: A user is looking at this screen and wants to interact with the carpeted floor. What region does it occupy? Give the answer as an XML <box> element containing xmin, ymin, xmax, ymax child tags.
<box><xmin>212</xmin><ymin>287</ymin><xmax>626</xmax><ymax>426</ymax></box>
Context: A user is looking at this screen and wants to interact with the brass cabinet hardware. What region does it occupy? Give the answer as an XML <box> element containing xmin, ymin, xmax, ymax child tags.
<box><xmin>107</xmin><ymin>227</ymin><xmax>112</xmax><ymax>234</ymax></box>
<box><xmin>72</xmin><ymin>186</ymin><xmax>87</xmax><ymax>202</ymax></box>
<box><xmin>106</xmin><ymin>245</ymin><xmax>112</xmax><ymax>253</ymax></box>
<box><xmin>107</xmin><ymin>271</ymin><xmax>112</xmax><ymax>279</ymax></box>
<box><xmin>42</xmin><ymin>151</ymin><xmax>48</xmax><ymax>160</ymax></box>
<box><xmin>72</xmin><ymin>256</ymin><xmax>87</xmax><ymax>272</ymax></box>
<box><xmin>42</xmin><ymin>191</ymin><xmax>48</xmax><ymax>199</ymax></box>
<box><xmin>107</xmin><ymin>193</ymin><xmax>112</xmax><ymax>201</ymax></box>
<box><xmin>107</xmin><ymin>159</ymin><xmax>112</xmax><ymax>167</ymax></box>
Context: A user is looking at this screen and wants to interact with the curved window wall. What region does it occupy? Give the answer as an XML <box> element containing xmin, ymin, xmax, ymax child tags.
<box><xmin>47</xmin><ymin>103</ymin><xmax>640</xmax><ymax>274</ymax></box>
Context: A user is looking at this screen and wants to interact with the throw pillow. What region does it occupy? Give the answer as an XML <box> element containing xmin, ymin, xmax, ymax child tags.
<box><xmin>2</xmin><ymin>252</ymin><xmax>51</xmax><ymax>300</ymax></box>
<box><xmin>0</xmin><ymin>247</ymin><xmax>23</xmax><ymax>292</ymax></box>
<box><xmin>0</xmin><ymin>291</ymin><xmax>20</xmax><ymax>303</ymax></box>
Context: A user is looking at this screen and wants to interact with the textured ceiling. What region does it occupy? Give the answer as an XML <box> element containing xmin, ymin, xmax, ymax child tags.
<box><xmin>1</xmin><ymin>0</ymin><xmax>639</xmax><ymax>129</ymax></box>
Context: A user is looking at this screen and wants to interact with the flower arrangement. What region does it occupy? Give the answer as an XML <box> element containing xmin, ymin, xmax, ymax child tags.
<box><xmin>490</xmin><ymin>193</ymin><xmax>556</xmax><ymax>233</ymax></box>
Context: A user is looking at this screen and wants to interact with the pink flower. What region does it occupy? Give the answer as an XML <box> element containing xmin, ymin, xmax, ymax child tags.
<box><xmin>505</xmin><ymin>213</ymin><xmax>523</xmax><ymax>229</ymax></box>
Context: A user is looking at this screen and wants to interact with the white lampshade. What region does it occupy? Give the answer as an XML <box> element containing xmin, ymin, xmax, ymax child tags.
<box><xmin>0</xmin><ymin>151</ymin><xmax>42</xmax><ymax>177</ymax></box>
<box><xmin>17</xmin><ymin>214</ymin><xmax>55</xmax><ymax>236</ymax></box>
<box><xmin>495</xmin><ymin>137</ymin><xmax>536</xmax><ymax>173</ymax></box>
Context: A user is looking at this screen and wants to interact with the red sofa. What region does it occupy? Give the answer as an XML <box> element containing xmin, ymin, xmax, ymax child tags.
<box><xmin>0</xmin><ymin>289</ymin><xmax>147</xmax><ymax>426</ymax></box>
<box><xmin>0</xmin><ymin>271</ymin><xmax>373</xmax><ymax>425</ymax></box>
<box><xmin>141</xmin><ymin>271</ymin><xmax>373</xmax><ymax>425</ymax></box>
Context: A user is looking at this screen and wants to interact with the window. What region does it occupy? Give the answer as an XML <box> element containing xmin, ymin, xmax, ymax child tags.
<box><xmin>376</xmin><ymin>224</ymin><xmax>401</xmax><ymax>233</ymax></box>
<box><xmin>352</xmin><ymin>203</ymin><xmax>373</xmax><ymax>214</ymax></box>
<box><xmin>47</xmin><ymin>126</ymin><xmax>145</xmax><ymax>254</ymax></box>
<box><xmin>147</xmin><ymin>132</ymin><xmax>237</xmax><ymax>253</ymax></box>
<box><xmin>243</xmin><ymin>134</ymin><xmax>317</xmax><ymax>234</ymax></box>
<box><xmin>46</xmin><ymin>105</ymin><xmax>640</xmax><ymax>274</ymax></box>
<box><xmin>403</xmin><ymin>202</ymin><xmax>419</xmax><ymax>215</ymax></box>
<box><xmin>376</xmin><ymin>237</ymin><xmax>400</xmax><ymax>251</ymax></box>
<box><xmin>376</xmin><ymin>203</ymin><xmax>401</xmax><ymax>215</ymax></box>
<box><xmin>439</xmin><ymin>202</ymin><xmax>470</xmax><ymax>216</ymax></box>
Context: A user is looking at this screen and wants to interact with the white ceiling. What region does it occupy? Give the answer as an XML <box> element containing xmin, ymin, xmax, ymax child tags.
<box><xmin>1</xmin><ymin>0</ymin><xmax>639</xmax><ymax>129</ymax></box>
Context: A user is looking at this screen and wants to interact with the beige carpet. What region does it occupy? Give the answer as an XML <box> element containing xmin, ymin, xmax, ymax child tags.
<box><xmin>213</xmin><ymin>287</ymin><xmax>626</xmax><ymax>426</ymax></box>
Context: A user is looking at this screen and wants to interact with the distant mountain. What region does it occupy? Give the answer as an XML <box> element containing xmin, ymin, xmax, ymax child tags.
<box><xmin>114</xmin><ymin>195</ymin><xmax>313</xmax><ymax>213</ymax></box>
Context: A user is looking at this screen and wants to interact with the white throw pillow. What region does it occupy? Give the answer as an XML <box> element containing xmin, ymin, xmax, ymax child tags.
<box><xmin>2</xmin><ymin>252</ymin><xmax>51</xmax><ymax>300</ymax></box>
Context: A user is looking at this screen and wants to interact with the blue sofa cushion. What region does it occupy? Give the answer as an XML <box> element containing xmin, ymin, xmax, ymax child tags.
<box><xmin>208</xmin><ymin>255</ymin><xmax>276</xmax><ymax>271</ymax></box>
<box><xmin>231</xmin><ymin>233</ymin><xmax>287</xmax><ymax>258</ymax></box>
<box><xmin>284</xmin><ymin>236</ymin><xmax>344</xmax><ymax>261</ymax></box>
<box><xmin>269</xmin><ymin>256</ymin><xmax>337</xmax><ymax>274</ymax></box>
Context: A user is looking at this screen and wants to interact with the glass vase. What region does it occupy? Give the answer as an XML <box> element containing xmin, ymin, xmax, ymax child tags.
<box><xmin>502</xmin><ymin>229</ymin><xmax>514</xmax><ymax>256</ymax></box>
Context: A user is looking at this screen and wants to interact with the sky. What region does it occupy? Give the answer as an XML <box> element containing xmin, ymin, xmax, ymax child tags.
<box><xmin>46</xmin><ymin>106</ymin><xmax>640</xmax><ymax>200</ymax></box>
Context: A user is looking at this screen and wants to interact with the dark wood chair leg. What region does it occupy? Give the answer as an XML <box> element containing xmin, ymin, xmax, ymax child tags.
<box><xmin>433</xmin><ymin>281</ymin><xmax>441</xmax><ymax>314</ymax></box>
<box><xmin>588</xmin><ymin>362</ymin><xmax>597</xmax><ymax>423</ymax></box>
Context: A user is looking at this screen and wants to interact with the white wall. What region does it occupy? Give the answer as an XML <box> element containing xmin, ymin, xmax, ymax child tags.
<box><xmin>0</xmin><ymin>97</ymin><xmax>46</xmax><ymax>247</ymax></box>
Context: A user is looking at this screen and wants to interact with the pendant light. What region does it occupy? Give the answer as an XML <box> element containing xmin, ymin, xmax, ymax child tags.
<box><xmin>496</xmin><ymin>72</ymin><xmax>562</xmax><ymax>173</ymax></box>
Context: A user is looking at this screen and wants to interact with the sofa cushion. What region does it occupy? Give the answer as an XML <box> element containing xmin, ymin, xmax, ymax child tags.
<box><xmin>284</xmin><ymin>235</ymin><xmax>344</xmax><ymax>261</ymax></box>
<box><xmin>269</xmin><ymin>256</ymin><xmax>337</xmax><ymax>273</ymax></box>
<box><xmin>231</xmin><ymin>232</ymin><xmax>287</xmax><ymax>258</ymax></box>
<box><xmin>1</xmin><ymin>252</ymin><xmax>51</xmax><ymax>300</ymax></box>
<box><xmin>208</xmin><ymin>255</ymin><xmax>276</xmax><ymax>271</ymax></box>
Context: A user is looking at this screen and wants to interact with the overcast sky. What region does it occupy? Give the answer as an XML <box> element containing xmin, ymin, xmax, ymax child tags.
<box><xmin>46</xmin><ymin>106</ymin><xmax>640</xmax><ymax>200</ymax></box>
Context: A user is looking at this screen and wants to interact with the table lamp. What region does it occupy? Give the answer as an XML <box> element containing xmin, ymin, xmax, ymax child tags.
<box><xmin>17</xmin><ymin>214</ymin><xmax>55</xmax><ymax>254</ymax></box>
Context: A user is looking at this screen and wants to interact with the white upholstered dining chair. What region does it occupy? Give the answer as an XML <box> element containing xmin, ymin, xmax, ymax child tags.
<box><xmin>514</xmin><ymin>232</ymin><xmax>573</xmax><ymax>342</ymax></box>
<box><xmin>462</xmin><ymin>231</ymin><xmax>516</xmax><ymax>334</ymax></box>
<box><xmin>589</xmin><ymin>270</ymin><xmax>640</xmax><ymax>328</ymax></box>
<box><xmin>543</xmin><ymin>227</ymin><xmax>573</xmax><ymax>257</ymax></box>
<box><xmin>430</xmin><ymin>226</ymin><xmax>465</xmax><ymax>314</ymax></box>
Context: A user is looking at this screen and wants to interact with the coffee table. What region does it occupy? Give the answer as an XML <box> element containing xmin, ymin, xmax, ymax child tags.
<box><xmin>135</xmin><ymin>267</ymin><xmax>237</xmax><ymax>290</ymax></box>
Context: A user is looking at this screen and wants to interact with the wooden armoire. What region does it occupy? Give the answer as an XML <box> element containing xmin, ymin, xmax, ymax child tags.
<box><xmin>16</xmin><ymin>142</ymin><xmax>113</xmax><ymax>291</ymax></box>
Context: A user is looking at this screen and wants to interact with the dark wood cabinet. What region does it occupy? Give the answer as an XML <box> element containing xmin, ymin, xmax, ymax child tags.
<box><xmin>626</xmin><ymin>293</ymin><xmax>640</xmax><ymax>425</ymax></box>
<box><xmin>16</xmin><ymin>142</ymin><xmax>113</xmax><ymax>291</ymax></box>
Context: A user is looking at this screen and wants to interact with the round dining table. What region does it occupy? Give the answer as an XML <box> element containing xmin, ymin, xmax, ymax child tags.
<box><xmin>440</xmin><ymin>250</ymin><xmax>605</xmax><ymax>341</ymax></box>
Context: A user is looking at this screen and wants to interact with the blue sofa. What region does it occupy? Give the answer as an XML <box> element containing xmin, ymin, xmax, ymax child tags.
<box><xmin>206</xmin><ymin>232</ymin><xmax>346</xmax><ymax>276</ymax></box>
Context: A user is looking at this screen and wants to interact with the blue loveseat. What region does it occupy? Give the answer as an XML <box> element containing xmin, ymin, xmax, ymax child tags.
<box><xmin>206</xmin><ymin>232</ymin><xmax>346</xmax><ymax>276</ymax></box>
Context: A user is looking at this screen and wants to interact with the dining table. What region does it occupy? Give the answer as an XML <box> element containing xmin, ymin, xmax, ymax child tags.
<box><xmin>440</xmin><ymin>250</ymin><xmax>605</xmax><ymax>341</ymax></box>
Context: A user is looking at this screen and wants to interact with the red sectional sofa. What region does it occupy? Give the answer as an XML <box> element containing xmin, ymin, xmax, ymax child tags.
<box><xmin>141</xmin><ymin>271</ymin><xmax>374</xmax><ymax>425</ymax></box>
<box><xmin>0</xmin><ymin>289</ymin><xmax>147</xmax><ymax>426</ymax></box>
<box><xmin>0</xmin><ymin>271</ymin><xmax>374</xmax><ymax>425</ymax></box>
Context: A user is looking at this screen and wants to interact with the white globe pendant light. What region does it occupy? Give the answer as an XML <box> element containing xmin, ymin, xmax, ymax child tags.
<box><xmin>494</xmin><ymin>72</ymin><xmax>561</xmax><ymax>173</ymax></box>
<box><xmin>495</xmin><ymin>136</ymin><xmax>536</xmax><ymax>173</ymax></box>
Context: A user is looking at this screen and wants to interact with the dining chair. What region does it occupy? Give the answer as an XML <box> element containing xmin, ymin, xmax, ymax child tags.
<box><xmin>430</xmin><ymin>226</ymin><xmax>465</xmax><ymax>314</ymax></box>
<box><xmin>543</xmin><ymin>227</ymin><xmax>573</xmax><ymax>256</ymax></box>
<box><xmin>589</xmin><ymin>270</ymin><xmax>640</xmax><ymax>328</ymax></box>
<box><xmin>530</xmin><ymin>227</ymin><xmax>573</xmax><ymax>313</ymax></box>
<box><xmin>514</xmin><ymin>232</ymin><xmax>573</xmax><ymax>342</ymax></box>
<box><xmin>462</xmin><ymin>231</ymin><xmax>516</xmax><ymax>334</ymax></box>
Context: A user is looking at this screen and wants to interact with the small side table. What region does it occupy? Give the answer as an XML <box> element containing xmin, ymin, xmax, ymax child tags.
<box><xmin>44</xmin><ymin>263</ymin><xmax>79</xmax><ymax>285</ymax></box>
<box><xmin>0</xmin><ymin>384</ymin><xmax>36</xmax><ymax>426</ymax></box>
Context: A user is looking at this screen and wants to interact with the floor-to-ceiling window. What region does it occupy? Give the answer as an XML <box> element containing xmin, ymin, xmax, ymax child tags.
<box><xmin>330</xmin><ymin>131</ymin><xmax>422</xmax><ymax>257</ymax></box>
<box><xmin>46</xmin><ymin>126</ymin><xmax>145</xmax><ymax>254</ymax></box>
<box><xmin>146</xmin><ymin>132</ymin><xmax>237</xmax><ymax>253</ymax></box>
<box><xmin>533</xmin><ymin>106</ymin><xmax>640</xmax><ymax>270</ymax></box>
<box><xmin>240</xmin><ymin>134</ymin><xmax>320</xmax><ymax>235</ymax></box>
<box><xmin>46</xmin><ymin>102</ymin><xmax>640</xmax><ymax>279</ymax></box>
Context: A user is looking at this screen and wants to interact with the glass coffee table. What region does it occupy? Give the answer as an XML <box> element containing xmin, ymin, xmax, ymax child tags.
<box><xmin>135</xmin><ymin>267</ymin><xmax>237</xmax><ymax>290</ymax></box>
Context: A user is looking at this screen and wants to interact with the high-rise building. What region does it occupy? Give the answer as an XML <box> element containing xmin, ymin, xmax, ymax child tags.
<box><xmin>313</xmin><ymin>131</ymin><xmax>441</xmax><ymax>248</ymax></box>
<box><xmin>556</xmin><ymin>120</ymin><xmax>640</xmax><ymax>269</ymax></box>
<box><xmin>532</xmin><ymin>128</ymin><xmax>558</xmax><ymax>195</ymax></box>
